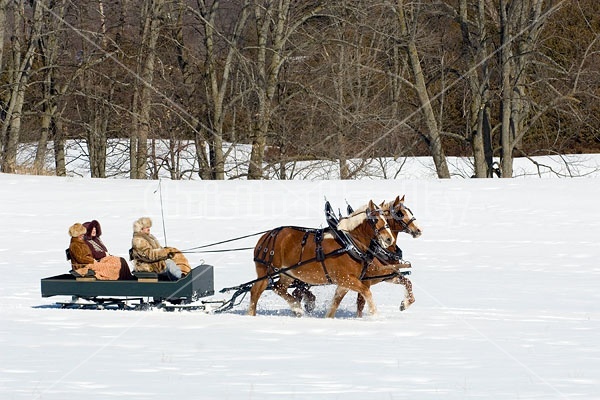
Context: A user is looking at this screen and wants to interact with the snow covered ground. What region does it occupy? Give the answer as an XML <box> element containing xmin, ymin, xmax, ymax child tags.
<box><xmin>1</xmin><ymin>167</ymin><xmax>599</xmax><ymax>399</ymax></box>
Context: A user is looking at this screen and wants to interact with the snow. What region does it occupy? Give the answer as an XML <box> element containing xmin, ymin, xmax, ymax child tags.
<box><xmin>1</xmin><ymin>164</ymin><xmax>600</xmax><ymax>399</ymax></box>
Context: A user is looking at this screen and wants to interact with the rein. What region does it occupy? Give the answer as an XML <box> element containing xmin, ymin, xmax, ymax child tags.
<box><xmin>178</xmin><ymin>230</ymin><xmax>270</xmax><ymax>254</ymax></box>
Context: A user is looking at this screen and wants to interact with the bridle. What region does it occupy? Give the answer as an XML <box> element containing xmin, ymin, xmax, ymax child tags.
<box><xmin>390</xmin><ymin>204</ymin><xmax>418</xmax><ymax>236</ymax></box>
<box><xmin>366</xmin><ymin>207</ymin><xmax>393</xmax><ymax>247</ymax></box>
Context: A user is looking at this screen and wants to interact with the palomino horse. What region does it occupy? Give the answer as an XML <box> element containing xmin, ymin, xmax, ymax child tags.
<box><xmin>354</xmin><ymin>195</ymin><xmax>422</xmax><ymax>316</ymax></box>
<box><xmin>289</xmin><ymin>195</ymin><xmax>422</xmax><ymax>317</ymax></box>
<box><xmin>301</xmin><ymin>195</ymin><xmax>422</xmax><ymax>317</ymax></box>
<box><xmin>248</xmin><ymin>200</ymin><xmax>395</xmax><ymax>318</ymax></box>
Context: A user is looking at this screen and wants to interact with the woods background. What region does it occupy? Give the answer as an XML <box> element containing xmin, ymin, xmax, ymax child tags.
<box><xmin>1</xmin><ymin>0</ymin><xmax>599</xmax><ymax>179</ymax></box>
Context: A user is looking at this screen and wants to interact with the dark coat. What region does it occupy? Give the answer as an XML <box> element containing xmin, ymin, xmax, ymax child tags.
<box><xmin>83</xmin><ymin>220</ymin><xmax>108</xmax><ymax>260</ymax></box>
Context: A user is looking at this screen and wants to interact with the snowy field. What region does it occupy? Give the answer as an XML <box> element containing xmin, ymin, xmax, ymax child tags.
<box><xmin>1</xmin><ymin>161</ymin><xmax>600</xmax><ymax>399</ymax></box>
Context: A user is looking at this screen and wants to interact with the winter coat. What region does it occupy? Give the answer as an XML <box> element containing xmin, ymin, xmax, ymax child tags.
<box><xmin>130</xmin><ymin>217</ymin><xmax>191</xmax><ymax>276</ymax></box>
<box><xmin>69</xmin><ymin>237</ymin><xmax>121</xmax><ymax>280</ymax></box>
<box><xmin>69</xmin><ymin>237</ymin><xmax>95</xmax><ymax>270</ymax></box>
<box><xmin>131</xmin><ymin>232</ymin><xmax>170</xmax><ymax>273</ymax></box>
<box><xmin>83</xmin><ymin>220</ymin><xmax>108</xmax><ymax>260</ymax></box>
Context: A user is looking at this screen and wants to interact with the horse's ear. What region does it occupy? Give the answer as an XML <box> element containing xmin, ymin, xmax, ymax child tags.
<box><xmin>367</xmin><ymin>199</ymin><xmax>376</xmax><ymax>212</ymax></box>
<box><xmin>399</xmin><ymin>195</ymin><xmax>405</xmax><ymax>203</ymax></box>
<box><xmin>379</xmin><ymin>200</ymin><xmax>385</xmax><ymax>207</ymax></box>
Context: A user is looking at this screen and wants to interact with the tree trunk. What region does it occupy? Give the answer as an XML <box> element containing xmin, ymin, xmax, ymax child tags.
<box><xmin>396</xmin><ymin>0</ymin><xmax>450</xmax><ymax>179</ymax></box>
<box><xmin>53</xmin><ymin>117</ymin><xmax>66</xmax><ymax>176</ymax></box>
<box><xmin>247</xmin><ymin>0</ymin><xmax>321</xmax><ymax>180</ymax></box>
<box><xmin>1</xmin><ymin>1</ymin><xmax>43</xmax><ymax>173</ymax></box>
<box><xmin>458</xmin><ymin>0</ymin><xmax>492</xmax><ymax>178</ymax></box>
<box><xmin>0</xmin><ymin>0</ymin><xmax>7</xmax><ymax>73</ymax></box>
<box><xmin>247</xmin><ymin>1</ymin><xmax>275</xmax><ymax>180</ymax></box>
<box><xmin>198</xmin><ymin>0</ymin><xmax>250</xmax><ymax>180</ymax></box>
<box><xmin>498</xmin><ymin>0</ymin><xmax>551</xmax><ymax>178</ymax></box>
<box><xmin>34</xmin><ymin>0</ymin><xmax>67</xmax><ymax>175</ymax></box>
<box><xmin>131</xmin><ymin>0</ymin><xmax>164</xmax><ymax>179</ymax></box>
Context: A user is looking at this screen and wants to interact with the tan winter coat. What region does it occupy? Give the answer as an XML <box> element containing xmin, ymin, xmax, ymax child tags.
<box><xmin>131</xmin><ymin>232</ymin><xmax>170</xmax><ymax>273</ymax></box>
<box><xmin>131</xmin><ymin>217</ymin><xmax>191</xmax><ymax>275</ymax></box>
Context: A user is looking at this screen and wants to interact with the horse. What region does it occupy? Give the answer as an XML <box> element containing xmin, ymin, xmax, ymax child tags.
<box><xmin>293</xmin><ymin>195</ymin><xmax>422</xmax><ymax>317</ymax></box>
<box><xmin>354</xmin><ymin>195</ymin><xmax>421</xmax><ymax>316</ymax></box>
<box><xmin>248</xmin><ymin>200</ymin><xmax>395</xmax><ymax>318</ymax></box>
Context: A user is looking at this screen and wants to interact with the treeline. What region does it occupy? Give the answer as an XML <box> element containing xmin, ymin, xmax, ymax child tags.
<box><xmin>1</xmin><ymin>0</ymin><xmax>599</xmax><ymax>179</ymax></box>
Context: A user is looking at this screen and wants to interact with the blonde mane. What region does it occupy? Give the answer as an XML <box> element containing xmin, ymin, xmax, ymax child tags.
<box><xmin>337</xmin><ymin>210</ymin><xmax>367</xmax><ymax>232</ymax></box>
<box><xmin>348</xmin><ymin>203</ymin><xmax>368</xmax><ymax>217</ymax></box>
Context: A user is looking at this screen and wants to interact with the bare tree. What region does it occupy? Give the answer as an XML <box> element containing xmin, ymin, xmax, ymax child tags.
<box><xmin>0</xmin><ymin>0</ymin><xmax>7</xmax><ymax>74</ymax></box>
<box><xmin>454</xmin><ymin>0</ymin><xmax>494</xmax><ymax>177</ymax></box>
<box><xmin>497</xmin><ymin>0</ymin><xmax>558</xmax><ymax>177</ymax></box>
<box><xmin>131</xmin><ymin>0</ymin><xmax>164</xmax><ymax>179</ymax></box>
<box><xmin>34</xmin><ymin>0</ymin><xmax>69</xmax><ymax>174</ymax></box>
<box><xmin>195</xmin><ymin>0</ymin><xmax>251</xmax><ymax>180</ymax></box>
<box><xmin>245</xmin><ymin>0</ymin><xmax>323</xmax><ymax>180</ymax></box>
<box><xmin>1</xmin><ymin>1</ymin><xmax>43</xmax><ymax>173</ymax></box>
<box><xmin>393</xmin><ymin>0</ymin><xmax>450</xmax><ymax>178</ymax></box>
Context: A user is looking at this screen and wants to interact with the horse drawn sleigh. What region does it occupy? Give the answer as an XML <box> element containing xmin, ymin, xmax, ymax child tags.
<box><xmin>40</xmin><ymin>196</ymin><xmax>421</xmax><ymax>317</ymax></box>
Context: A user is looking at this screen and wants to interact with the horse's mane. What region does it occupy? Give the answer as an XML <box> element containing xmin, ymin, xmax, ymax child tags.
<box><xmin>348</xmin><ymin>203</ymin><xmax>369</xmax><ymax>216</ymax></box>
<box><xmin>337</xmin><ymin>211</ymin><xmax>368</xmax><ymax>232</ymax></box>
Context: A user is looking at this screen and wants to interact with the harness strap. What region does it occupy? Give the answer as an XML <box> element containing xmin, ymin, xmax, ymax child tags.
<box><xmin>361</xmin><ymin>270</ymin><xmax>411</xmax><ymax>282</ymax></box>
<box><xmin>250</xmin><ymin>246</ymin><xmax>347</xmax><ymax>285</ymax></box>
<box><xmin>368</xmin><ymin>240</ymin><xmax>403</xmax><ymax>263</ymax></box>
<box><xmin>254</xmin><ymin>228</ymin><xmax>282</xmax><ymax>269</ymax></box>
<box><xmin>314</xmin><ymin>229</ymin><xmax>332</xmax><ymax>284</ymax></box>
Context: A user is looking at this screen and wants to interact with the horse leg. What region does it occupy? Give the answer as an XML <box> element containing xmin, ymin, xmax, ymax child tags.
<box><xmin>326</xmin><ymin>286</ymin><xmax>350</xmax><ymax>318</ymax></box>
<box><xmin>291</xmin><ymin>281</ymin><xmax>316</xmax><ymax>313</ymax></box>
<box><xmin>248</xmin><ymin>265</ymin><xmax>269</xmax><ymax>316</ymax></box>
<box><xmin>356</xmin><ymin>294</ymin><xmax>365</xmax><ymax>318</ymax></box>
<box><xmin>399</xmin><ymin>276</ymin><xmax>415</xmax><ymax>311</ymax></box>
<box><xmin>355</xmin><ymin>282</ymin><xmax>371</xmax><ymax>318</ymax></box>
<box><xmin>327</xmin><ymin>278</ymin><xmax>376</xmax><ymax>318</ymax></box>
<box><xmin>272</xmin><ymin>275</ymin><xmax>304</xmax><ymax>317</ymax></box>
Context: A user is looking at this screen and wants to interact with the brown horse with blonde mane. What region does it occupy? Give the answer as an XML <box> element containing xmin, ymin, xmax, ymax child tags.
<box><xmin>294</xmin><ymin>195</ymin><xmax>422</xmax><ymax>317</ymax></box>
<box><xmin>354</xmin><ymin>195</ymin><xmax>421</xmax><ymax>316</ymax></box>
<box><xmin>248</xmin><ymin>200</ymin><xmax>395</xmax><ymax>318</ymax></box>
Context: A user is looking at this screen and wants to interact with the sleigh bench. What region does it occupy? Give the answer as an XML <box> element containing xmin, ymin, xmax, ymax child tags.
<box><xmin>133</xmin><ymin>271</ymin><xmax>159</xmax><ymax>283</ymax></box>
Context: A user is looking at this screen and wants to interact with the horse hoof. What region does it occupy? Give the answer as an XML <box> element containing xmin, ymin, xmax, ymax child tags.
<box><xmin>304</xmin><ymin>299</ymin><xmax>316</xmax><ymax>313</ymax></box>
<box><xmin>292</xmin><ymin>307</ymin><xmax>304</xmax><ymax>317</ymax></box>
<box><xmin>399</xmin><ymin>300</ymin><xmax>412</xmax><ymax>311</ymax></box>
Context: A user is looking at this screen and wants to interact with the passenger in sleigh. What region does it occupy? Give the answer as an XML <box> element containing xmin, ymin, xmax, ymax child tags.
<box><xmin>83</xmin><ymin>219</ymin><xmax>134</xmax><ymax>280</ymax></box>
<box><xmin>131</xmin><ymin>217</ymin><xmax>191</xmax><ymax>281</ymax></box>
<box><xmin>68</xmin><ymin>223</ymin><xmax>134</xmax><ymax>280</ymax></box>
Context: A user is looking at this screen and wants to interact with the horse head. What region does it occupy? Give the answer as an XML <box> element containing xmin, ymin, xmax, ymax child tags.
<box><xmin>338</xmin><ymin>200</ymin><xmax>395</xmax><ymax>248</ymax></box>
<box><xmin>386</xmin><ymin>195</ymin><xmax>422</xmax><ymax>238</ymax></box>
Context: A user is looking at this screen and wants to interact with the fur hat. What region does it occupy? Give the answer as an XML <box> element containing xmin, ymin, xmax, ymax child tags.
<box><xmin>68</xmin><ymin>223</ymin><xmax>87</xmax><ymax>238</ymax></box>
<box><xmin>133</xmin><ymin>217</ymin><xmax>152</xmax><ymax>233</ymax></box>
